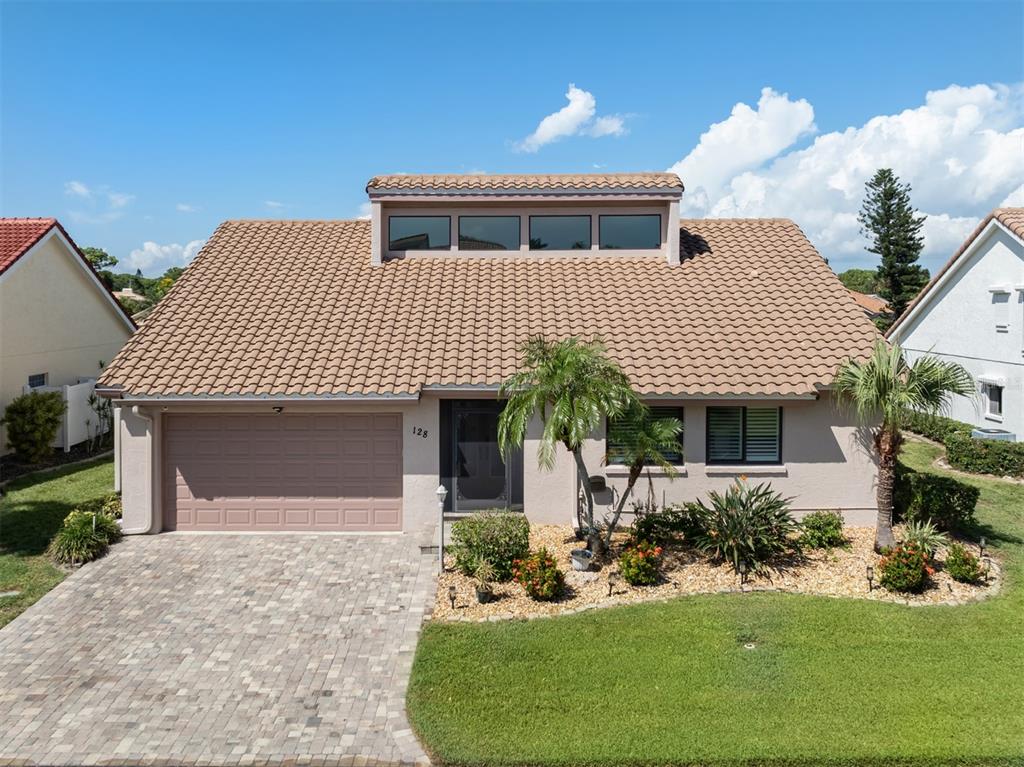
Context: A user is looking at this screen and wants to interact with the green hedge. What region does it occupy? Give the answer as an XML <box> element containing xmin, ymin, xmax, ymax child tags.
<box><xmin>894</xmin><ymin>462</ymin><xmax>979</xmax><ymax>532</ymax></box>
<box><xmin>904</xmin><ymin>411</ymin><xmax>1024</xmax><ymax>478</ymax></box>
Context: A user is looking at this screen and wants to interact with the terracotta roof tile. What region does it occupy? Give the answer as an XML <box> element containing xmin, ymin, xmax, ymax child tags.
<box><xmin>0</xmin><ymin>218</ymin><xmax>57</xmax><ymax>274</ymax></box>
<box><xmin>367</xmin><ymin>173</ymin><xmax>683</xmax><ymax>194</ymax></box>
<box><xmin>848</xmin><ymin>290</ymin><xmax>889</xmax><ymax>315</ymax></box>
<box><xmin>100</xmin><ymin>218</ymin><xmax>878</xmax><ymax>398</ymax></box>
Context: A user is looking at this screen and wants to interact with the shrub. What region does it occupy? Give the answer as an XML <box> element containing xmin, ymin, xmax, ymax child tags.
<box><xmin>1</xmin><ymin>391</ymin><xmax>66</xmax><ymax>464</ymax></box>
<box><xmin>79</xmin><ymin>493</ymin><xmax>123</xmax><ymax>520</ymax></box>
<box><xmin>945</xmin><ymin>542</ymin><xmax>984</xmax><ymax>584</ymax></box>
<box><xmin>618</xmin><ymin>540</ymin><xmax>663</xmax><ymax>586</ymax></box>
<box><xmin>48</xmin><ymin>510</ymin><xmax>121</xmax><ymax>565</ymax></box>
<box><xmin>894</xmin><ymin>463</ymin><xmax>979</xmax><ymax>531</ymax></box>
<box><xmin>512</xmin><ymin>548</ymin><xmax>564</xmax><ymax>601</ymax></box>
<box><xmin>878</xmin><ymin>541</ymin><xmax>933</xmax><ymax>593</ymax></box>
<box><xmin>630</xmin><ymin>501</ymin><xmax>702</xmax><ymax>547</ymax></box>
<box><xmin>900</xmin><ymin>519</ymin><xmax>948</xmax><ymax>558</ymax></box>
<box><xmin>800</xmin><ymin>510</ymin><xmax>846</xmax><ymax>549</ymax></box>
<box><xmin>946</xmin><ymin>432</ymin><xmax>1024</xmax><ymax>478</ymax></box>
<box><xmin>903</xmin><ymin>411</ymin><xmax>972</xmax><ymax>444</ymax></box>
<box><xmin>450</xmin><ymin>511</ymin><xmax>530</xmax><ymax>581</ymax></box>
<box><xmin>692</xmin><ymin>480</ymin><xmax>799</xmax><ymax>575</ymax></box>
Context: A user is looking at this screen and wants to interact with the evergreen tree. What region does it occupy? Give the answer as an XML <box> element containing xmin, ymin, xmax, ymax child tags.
<box><xmin>858</xmin><ymin>169</ymin><xmax>930</xmax><ymax>318</ymax></box>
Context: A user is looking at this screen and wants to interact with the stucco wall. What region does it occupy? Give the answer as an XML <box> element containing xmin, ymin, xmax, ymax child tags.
<box><xmin>0</xmin><ymin>234</ymin><xmax>132</xmax><ymax>452</ymax></box>
<box><xmin>115</xmin><ymin>392</ymin><xmax>878</xmax><ymax>535</ymax></box>
<box><xmin>892</xmin><ymin>226</ymin><xmax>1024</xmax><ymax>439</ymax></box>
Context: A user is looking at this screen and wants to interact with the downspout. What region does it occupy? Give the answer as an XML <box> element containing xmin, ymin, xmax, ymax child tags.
<box><xmin>119</xmin><ymin>405</ymin><xmax>156</xmax><ymax>535</ymax></box>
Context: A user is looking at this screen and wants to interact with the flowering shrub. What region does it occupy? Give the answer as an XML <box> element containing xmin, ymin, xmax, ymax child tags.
<box><xmin>618</xmin><ymin>540</ymin><xmax>663</xmax><ymax>586</ymax></box>
<box><xmin>512</xmin><ymin>548</ymin><xmax>564</xmax><ymax>601</ymax></box>
<box><xmin>945</xmin><ymin>542</ymin><xmax>983</xmax><ymax>584</ymax></box>
<box><xmin>878</xmin><ymin>541</ymin><xmax>933</xmax><ymax>593</ymax></box>
<box><xmin>799</xmin><ymin>510</ymin><xmax>846</xmax><ymax>549</ymax></box>
<box><xmin>451</xmin><ymin>511</ymin><xmax>530</xmax><ymax>581</ymax></box>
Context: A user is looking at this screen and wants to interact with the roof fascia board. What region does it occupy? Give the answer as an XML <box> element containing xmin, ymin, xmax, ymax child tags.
<box><xmin>889</xmin><ymin>218</ymin><xmax>1013</xmax><ymax>340</ymax></box>
<box><xmin>369</xmin><ymin>190</ymin><xmax>682</xmax><ymax>202</ymax></box>
<box><xmin>109</xmin><ymin>393</ymin><xmax>422</xmax><ymax>404</ymax></box>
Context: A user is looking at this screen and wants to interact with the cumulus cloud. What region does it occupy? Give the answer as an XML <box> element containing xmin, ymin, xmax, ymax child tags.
<box><xmin>356</xmin><ymin>202</ymin><xmax>372</xmax><ymax>220</ymax></box>
<box><xmin>264</xmin><ymin>200</ymin><xmax>286</xmax><ymax>209</ymax></box>
<box><xmin>64</xmin><ymin>180</ymin><xmax>135</xmax><ymax>223</ymax></box>
<box><xmin>515</xmin><ymin>84</ymin><xmax>628</xmax><ymax>152</ymax></box>
<box><xmin>176</xmin><ymin>202</ymin><xmax>199</xmax><ymax>213</ymax></box>
<box><xmin>669</xmin><ymin>83</ymin><xmax>1024</xmax><ymax>272</ymax></box>
<box><xmin>124</xmin><ymin>239</ymin><xmax>206</xmax><ymax>276</ymax></box>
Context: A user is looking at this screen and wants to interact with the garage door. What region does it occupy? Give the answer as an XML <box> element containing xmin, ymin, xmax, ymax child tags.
<box><xmin>163</xmin><ymin>413</ymin><xmax>402</xmax><ymax>531</ymax></box>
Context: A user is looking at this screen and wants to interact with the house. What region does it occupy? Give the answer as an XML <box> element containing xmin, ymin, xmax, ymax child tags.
<box><xmin>0</xmin><ymin>218</ymin><xmax>136</xmax><ymax>454</ymax></box>
<box><xmin>888</xmin><ymin>208</ymin><xmax>1024</xmax><ymax>440</ymax></box>
<box><xmin>98</xmin><ymin>173</ymin><xmax>880</xmax><ymax>537</ymax></box>
<box><xmin>112</xmin><ymin>286</ymin><xmax>147</xmax><ymax>303</ymax></box>
<box><xmin>848</xmin><ymin>290</ymin><xmax>891</xmax><ymax>322</ymax></box>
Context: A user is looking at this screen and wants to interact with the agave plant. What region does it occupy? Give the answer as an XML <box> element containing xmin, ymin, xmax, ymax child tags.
<box><xmin>900</xmin><ymin>519</ymin><xmax>949</xmax><ymax>558</ymax></box>
<box><xmin>693</xmin><ymin>479</ymin><xmax>799</xmax><ymax>575</ymax></box>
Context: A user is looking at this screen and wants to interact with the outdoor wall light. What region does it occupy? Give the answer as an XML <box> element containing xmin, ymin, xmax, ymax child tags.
<box><xmin>866</xmin><ymin>565</ymin><xmax>875</xmax><ymax>592</ymax></box>
<box><xmin>448</xmin><ymin>584</ymin><xmax>457</xmax><ymax>610</ymax></box>
<box><xmin>272</xmin><ymin>406</ymin><xmax>284</xmax><ymax>414</ymax></box>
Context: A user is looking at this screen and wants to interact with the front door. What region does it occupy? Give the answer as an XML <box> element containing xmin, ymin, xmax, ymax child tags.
<box><xmin>444</xmin><ymin>400</ymin><xmax>523</xmax><ymax>513</ymax></box>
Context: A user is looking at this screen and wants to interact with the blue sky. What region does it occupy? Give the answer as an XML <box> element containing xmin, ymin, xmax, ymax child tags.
<box><xmin>2</xmin><ymin>1</ymin><xmax>1022</xmax><ymax>275</ymax></box>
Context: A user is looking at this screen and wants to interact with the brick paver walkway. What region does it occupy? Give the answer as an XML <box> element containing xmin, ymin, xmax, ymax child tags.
<box><xmin>0</xmin><ymin>533</ymin><xmax>435</xmax><ymax>766</ymax></box>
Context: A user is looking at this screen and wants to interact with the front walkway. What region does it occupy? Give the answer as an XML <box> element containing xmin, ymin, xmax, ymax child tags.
<box><xmin>0</xmin><ymin>533</ymin><xmax>435</xmax><ymax>766</ymax></box>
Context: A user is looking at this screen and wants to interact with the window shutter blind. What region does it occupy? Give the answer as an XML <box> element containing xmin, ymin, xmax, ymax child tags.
<box><xmin>745</xmin><ymin>407</ymin><xmax>780</xmax><ymax>462</ymax></box>
<box><xmin>707</xmin><ymin>407</ymin><xmax>743</xmax><ymax>462</ymax></box>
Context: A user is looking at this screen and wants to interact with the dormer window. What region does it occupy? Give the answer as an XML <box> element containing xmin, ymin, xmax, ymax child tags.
<box><xmin>529</xmin><ymin>215</ymin><xmax>591</xmax><ymax>250</ymax></box>
<box><xmin>459</xmin><ymin>216</ymin><xmax>520</xmax><ymax>251</ymax></box>
<box><xmin>389</xmin><ymin>216</ymin><xmax>450</xmax><ymax>251</ymax></box>
<box><xmin>599</xmin><ymin>214</ymin><xmax>661</xmax><ymax>250</ymax></box>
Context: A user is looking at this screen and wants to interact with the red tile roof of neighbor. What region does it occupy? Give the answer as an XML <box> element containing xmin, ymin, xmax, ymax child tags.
<box><xmin>848</xmin><ymin>290</ymin><xmax>890</xmax><ymax>315</ymax></box>
<box><xmin>888</xmin><ymin>207</ymin><xmax>1024</xmax><ymax>336</ymax></box>
<box><xmin>367</xmin><ymin>173</ymin><xmax>684</xmax><ymax>194</ymax></box>
<box><xmin>99</xmin><ymin>217</ymin><xmax>880</xmax><ymax>399</ymax></box>
<box><xmin>0</xmin><ymin>218</ymin><xmax>58</xmax><ymax>274</ymax></box>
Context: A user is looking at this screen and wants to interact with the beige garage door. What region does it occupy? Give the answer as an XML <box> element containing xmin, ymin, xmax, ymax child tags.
<box><xmin>163</xmin><ymin>413</ymin><xmax>402</xmax><ymax>531</ymax></box>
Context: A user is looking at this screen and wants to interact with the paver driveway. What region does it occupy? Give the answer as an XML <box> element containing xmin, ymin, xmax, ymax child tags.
<box><xmin>0</xmin><ymin>533</ymin><xmax>435</xmax><ymax>766</ymax></box>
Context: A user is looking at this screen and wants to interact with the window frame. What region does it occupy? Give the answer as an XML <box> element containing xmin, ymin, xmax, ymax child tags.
<box><xmin>457</xmin><ymin>215</ymin><xmax>521</xmax><ymax>251</ymax></box>
<box><xmin>528</xmin><ymin>214</ymin><xmax>593</xmax><ymax>251</ymax></box>
<box><xmin>983</xmin><ymin>383</ymin><xmax>1004</xmax><ymax>418</ymax></box>
<box><xmin>27</xmin><ymin>373</ymin><xmax>48</xmax><ymax>389</ymax></box>
<box><xmin>705</xmin><ymin>406</ymin><xmax>783</xmax><ymax>465</ymax></box>
<box><xmin>597</xmin><ymin>213</ymin><xmax>662</xmax><ymax>251</ymax></box>
<box><xmin>606</xmin><ymin>406</ymin><xmax>684</xmax><ymax>466</ymax></box>
<box><xmin>387</xmin><ymin>215</ymin><xmax>452</xmax><ymax>252</ymax></box>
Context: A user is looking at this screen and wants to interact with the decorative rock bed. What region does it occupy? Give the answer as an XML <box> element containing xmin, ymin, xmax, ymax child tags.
<box><xmin>431</xmin><ymin>524</ymin><xmax>1001</xmax><ymax>622</ymax></box>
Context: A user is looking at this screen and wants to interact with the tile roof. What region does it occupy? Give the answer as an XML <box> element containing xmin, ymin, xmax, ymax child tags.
<box><xmin>848</xmin><ymin>290</ymin><xmax>890</xmax><ymax>315</ymax></box>
<box><xmin>366</xmin><ymin>173</ymin><xmax>683</xmax><ymax>194</ymax></box>
<box><xmin>888</xmin><ymin>207</ymin><xmax>1024</xmax><ymax>336</ymax></box>
<box><xmin>99</xmin><ymin>218</ymin><xmax>879</xmax><ymax>399</ymax></box>
<box><xmin>0</xmin><ymin>218</ymin><xmax>57</xmax><ymax>274</ymax></box>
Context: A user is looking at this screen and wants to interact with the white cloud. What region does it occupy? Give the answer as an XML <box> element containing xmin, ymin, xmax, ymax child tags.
<box><xmin>514</xmin><ymin>84</ymin><xmax>628</xmax><ymax>153</ymax></box>
<box><xmin>64</xmin><ymin>180</ymin><xmax>135</xmax><ymax>223</ymax></box>
<box><xmin>356</xmin><ymin>202</ymin><xmax>372</xmax><ymax>220</ymax></box>
<box><xmin>64</xmin><ymin>180</ymin><xmax>92</xmax><ymax>198</ymax></box>
<box><xmin>124</xmin><ymin>239</ymin><xmax>206</xmax><ymax>276</ymax></box>
<box><xmin>669</xmin><ymin>83</ymin><xmax>1024</xmax><ymax>272</ymax></box>
<box><xmin>1000</xmin><ymin>184</ymin><xmax>1024</xmax><ymax>207</ymax></box>
<box><xmin>264</xmin><ymin>200</ymin><xmax>286</xmax><ymax>209</ymax></box>
<box><xmin>176</xmin><ymin>202</ymin><xmax>199</xmax><ymax>213</ymax></box>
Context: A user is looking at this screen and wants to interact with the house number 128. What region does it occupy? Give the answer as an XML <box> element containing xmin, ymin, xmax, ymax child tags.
<box><xmin>412</xmin><ymin>426</ymin><xmax>429</xmax><ymax>438</ymax></box>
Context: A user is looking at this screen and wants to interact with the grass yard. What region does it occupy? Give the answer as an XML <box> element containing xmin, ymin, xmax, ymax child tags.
<box><xmin>0</xmin><ymin>458</ymin><xmax>115</xmax><ymax>628</ymax></box>
<box><xmin>408</xmin><ymin>442</ymin><xmax>1024</xmax><ymax>766</ymax></box>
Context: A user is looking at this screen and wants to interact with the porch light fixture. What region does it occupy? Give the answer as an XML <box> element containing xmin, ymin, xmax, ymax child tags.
<box><xmin>436</xmin><ymin>484</ymin><xmax>448</xmax><ymax>574</ymax></box>
<box><xmin>448</xmin><ymin>584</ymin><xmax>457</xmax><ymax>610</ymax></box>
<box><xmin>866</xmin><ymin>565</ymin><xmax>875</xmax><ymax>592</ymax></box>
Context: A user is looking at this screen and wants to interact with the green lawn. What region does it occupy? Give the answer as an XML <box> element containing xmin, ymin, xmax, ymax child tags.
<box><xmin>408</xmin><ymin>442</ymin><xmax>1024</xmax><ymax>766</ymax></box>
<box><xmin>0</xmin><ymin>458</ymin><xmax>115</xmax><ymax>628</ymax></box>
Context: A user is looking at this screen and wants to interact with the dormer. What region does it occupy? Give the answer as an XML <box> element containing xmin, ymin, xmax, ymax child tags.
<box><xmin>365</xmin><ymin>173</ymin><xmax>684</xmax><ymax>266</ymax></box>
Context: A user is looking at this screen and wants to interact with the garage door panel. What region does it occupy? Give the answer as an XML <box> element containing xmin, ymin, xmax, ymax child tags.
<box><xmin>164</xmin><ymin>413</ymin><xmax>403</xmax><ymax>531</ymax></box>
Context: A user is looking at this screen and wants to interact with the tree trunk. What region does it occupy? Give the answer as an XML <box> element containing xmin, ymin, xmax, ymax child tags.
<box><xmin>570</xmin><ymin>447</ymin><xmax>597</xmax><ymax>543</ymax></box>
<box><xmin>604</xmin><ymin>465</ymin><xmax>642</xmax><ymax>548</ymax></box>
<box><xmin>874</xmin><ymin>427</ymin><xmax>902</xmax><ymax>552</ymax></box>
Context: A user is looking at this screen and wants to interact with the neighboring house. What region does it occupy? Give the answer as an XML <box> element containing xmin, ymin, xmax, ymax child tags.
<box><xmin>98</xmin><ymin>173</ymin><xmax>880</xmax><ymax>537</ymax></box>
<box><xmin>848</xmin><ymin>290</ymin><xmax>891</xmax><ymax>322</ymax></box>
<box><xmin>0</xmin><ymin>218</ymin><xmax>136</xmax><ymax>454</ymax></box>
<box><xmin>888</xmin><ymin>208</ymin><xmax>1024</xmax><ymax>440</ymax></box>
<box><xmin>112</xmin><ymin>286</ymin><xmax>147</xmax><ymax>302</ymax></box>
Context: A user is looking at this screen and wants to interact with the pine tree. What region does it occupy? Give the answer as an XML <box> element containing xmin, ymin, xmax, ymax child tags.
<box><xmin>858</xmin><ymin>169</ymin><xmax>930</xmax><ymax>318</ymax></box>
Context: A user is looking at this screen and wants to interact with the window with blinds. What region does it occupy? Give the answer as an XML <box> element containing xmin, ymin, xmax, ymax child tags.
<box><xmin>606</xmin><ymin>406</ymin><xmax>684</xmax><ymax>465</ymax></box>
<box><xmin>706</xmin><ymin>406</ymin><xmax>782</xmax><ymax>464</ymax></box>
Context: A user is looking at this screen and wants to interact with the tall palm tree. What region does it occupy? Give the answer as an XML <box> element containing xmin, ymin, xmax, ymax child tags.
<box><xmin>602</xmin><ymin>404</ymin><xmax>683</xmax><ymax>547</ymax></box>
<box><xmin>498</xmin><ymin>336</ymin><xmax>640</xmax><ymax>552</ymax></box>
<box><xmin>832</xmin><ymin>340</ymin><xmax>973</xmax><ymax>551</ymax></box>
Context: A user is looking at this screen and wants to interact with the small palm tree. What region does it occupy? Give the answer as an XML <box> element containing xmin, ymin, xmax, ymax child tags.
<box><xmin>498</xmin><ymin>336</ymin><xmax>640</xmax><ymax>552</ymax></box>
<box><xmin>602</xmin><ymin>404</ymin><xmax>683</xmax><ymax>547</ymax></box>
<box><xmin>832</xmin><ymin>341</ymin><xmax>973</xmax><ymax>551</ymax></box>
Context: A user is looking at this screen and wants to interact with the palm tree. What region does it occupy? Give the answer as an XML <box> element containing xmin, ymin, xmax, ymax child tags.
<box><xmin>498</xmin><ymin>336</ymin><xmax>640</xmax><ymax>552</ymax></box>
<box><xmin>602</xmin><ymin>404</ymin><xmax>683</xmax><ymax>548</ymax></box>
<box><xmin>832</xmin><ymin>341</ymin><xmax>973</xmax><ymax>551</ymax></box>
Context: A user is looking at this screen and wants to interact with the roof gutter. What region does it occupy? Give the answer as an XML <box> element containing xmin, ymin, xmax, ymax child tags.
<box><xmin>109</xmin><ymin>393</ymin><xmax>422</xmax><ymax>405</ymax></box>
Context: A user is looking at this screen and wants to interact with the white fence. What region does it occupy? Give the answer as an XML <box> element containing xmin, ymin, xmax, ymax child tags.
<box><xmin>22</xmin><ymin>377</ymin><xmax>108</xmax><ymax>452</ymax></box>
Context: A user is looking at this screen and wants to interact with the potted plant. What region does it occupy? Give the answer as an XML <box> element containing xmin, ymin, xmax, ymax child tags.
<box><xmin>474</xmin><ymin>560</ymin><xmax>496</xmax><ymax>604</ymax></box>
<box><xmin>570</xmin><ymin>548</ymin><xmax>594</xmax><ymax>571</ymax></box>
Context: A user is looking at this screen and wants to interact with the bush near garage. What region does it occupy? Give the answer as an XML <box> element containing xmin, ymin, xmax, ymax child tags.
<box><xmin>450</xmin><ymin>511</ymin><xmax>530</xmax><ymax>582</ymax></box>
